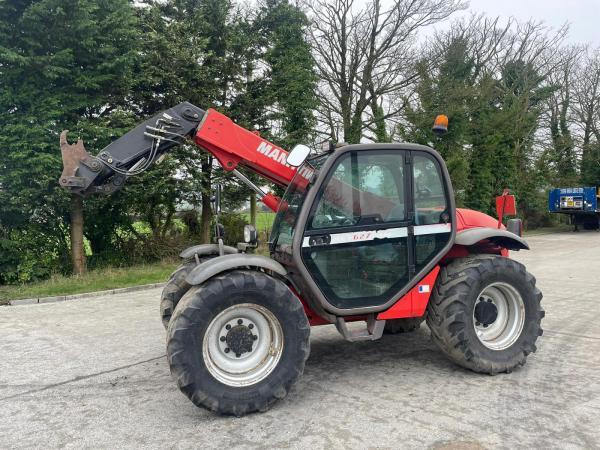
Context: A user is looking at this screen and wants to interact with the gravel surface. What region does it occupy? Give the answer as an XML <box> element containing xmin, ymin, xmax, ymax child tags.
<box><xmin>1</xmin><ymin>232</ymin><xmax>599</xmax><ymax>449</ymax></box>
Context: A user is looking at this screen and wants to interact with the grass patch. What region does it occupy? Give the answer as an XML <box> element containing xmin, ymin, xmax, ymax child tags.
<box><xmin>0</xmin><ymin>260</ymin><xmax>178</xmax><ymax>304</ymax></box>
<box><xmin>243</xmin><ymin>211</ymin><xmax>276</xmax><ymax>238</ymax></box>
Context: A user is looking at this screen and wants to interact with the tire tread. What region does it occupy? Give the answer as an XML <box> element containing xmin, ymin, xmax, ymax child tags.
<box><xmin>166</xmin><ymin>270</ymin><xmax>310</xmax><ymax>416</ymax></box>
<box><xmin>426</xmin><ymin>255</ymin><xmax>544</xmax><ymax>374</ymax></box>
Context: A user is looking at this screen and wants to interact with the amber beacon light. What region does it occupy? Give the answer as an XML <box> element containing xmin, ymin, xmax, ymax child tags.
<box><xmin>432</xmin><ymin>114</ymin><xmax>449</xmax><ymax>135</ymax></box>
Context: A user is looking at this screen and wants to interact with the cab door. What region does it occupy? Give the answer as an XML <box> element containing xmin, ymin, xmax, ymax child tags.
<box><xmin>301</xmin><ymin>150</ymin><xmax>411</xmax><ymax>309</ymax></box>
<box><xmin>299</xmin><ymin>148</ymin><xmax>453</xmax><ymax>312</ymax></box>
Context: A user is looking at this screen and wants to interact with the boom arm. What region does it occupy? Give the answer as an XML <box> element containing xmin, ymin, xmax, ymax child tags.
<box><xmin>59</xmin><ymin>102</ymin><xmax>308</xmax><ymax>210</ymax></box>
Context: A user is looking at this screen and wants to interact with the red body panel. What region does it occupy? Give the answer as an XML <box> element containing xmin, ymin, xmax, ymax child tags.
<box><xmin>455</xmin><ymin>207</ymin><xmax>503</xmax><ymax>231</ymax></box>
<box><xmin>376</xmin><ymin>266</ymin><xmax>440</xmax><ymax>320</ymax></box>
<box><xmin>368</xmin><ymin>208</ymin><xmax>509</xmax><ymax>320</ymax></box>
<box><xmin>496</xmin><ymin>194</ymin><xmax>516</xmax><ymax>225</ymax></box>
<box><xmin>289</xmin><ymin>286</ymin><xmax>330</xmax><ymax>326</ymax></box>
<box><xmin>194</xmin><ymin>109</ymin><xmax>310</xmax><ymax>187</ymax></box>
<box><xmin>452</xmin><ymin>208</ymin><xmax>509</xmax><ymax>256</ymax></box>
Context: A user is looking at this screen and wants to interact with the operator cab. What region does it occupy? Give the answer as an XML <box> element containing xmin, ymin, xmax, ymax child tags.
<box><xmin>270</xmin><ymin>143</ymin><xmax>456</xmax><ymax>315</ymax></box>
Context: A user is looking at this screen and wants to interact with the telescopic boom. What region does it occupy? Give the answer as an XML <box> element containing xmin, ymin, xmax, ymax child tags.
<box><xmin>59</xmin><ymin>102</ymin><xmax>310</xmax><ymax>211</ymax></box>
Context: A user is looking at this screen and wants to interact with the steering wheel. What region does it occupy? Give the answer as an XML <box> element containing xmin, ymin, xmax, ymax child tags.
<box><xmin>312</xmin><ymin>213</ymin><xmax>355</xmax><ymax>228</ymax></box>
<box><xmin>334</xmin><ymin>214</ymin><xmax>355</xmax><ymax>226</ymax></box>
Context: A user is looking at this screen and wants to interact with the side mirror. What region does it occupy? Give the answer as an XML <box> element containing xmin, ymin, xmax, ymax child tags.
<box><xmin>286</xmin><ymin>144</ymin><xmax>311</xmax><ymax>167</ymax></box>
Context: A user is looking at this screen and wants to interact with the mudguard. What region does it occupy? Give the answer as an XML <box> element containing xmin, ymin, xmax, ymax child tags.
<box><xmin>185</xmin><ymin>253</ymin><xmax>287</xmax><ymax>286</ymax></box>
<box><xmin>455</xmin><ymin>227</ymin><xmax>529</xmax><ymax>250</ymax></box>
<box><xmin>179</xmin><ymin>243</ymin><xmax>238</xmax><ymax>259</ymax></box>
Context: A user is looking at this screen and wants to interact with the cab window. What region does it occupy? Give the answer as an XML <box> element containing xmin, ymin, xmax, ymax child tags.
<box><xmin>309</xmin><ymin>152</ymin><xmax>405</xmax><ymax>230</ymax></box>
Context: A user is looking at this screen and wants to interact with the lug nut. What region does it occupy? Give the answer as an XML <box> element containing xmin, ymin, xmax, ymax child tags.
<box><xmin>225</xmin><ymin>324</ymin><xmax>231</xmax><ymax>330</ymax></box>
<box><xmin>248</xmin><ymin>324</ymin><xmax>254</xmax><ymax>329</ymax></box>
<box><xmin>220</xmin><ymin>336</ymin><xmax>226</xmax><ymax>342</ymax></box>
<box><xmin>224</xmin><ymin>348</ymin><xmax>230</xmax><ymax>353</ymax></box>
<box><xmin>252</xmin><ymin>335</ymin><xmax>258</xmax><ymax>340</ymax></box>
<box><xmin>237</xmin><ymin>319</ymin><xmax>243</xmax><ymax>325</ymax></box>
<box><xmin>235</xmin><ymin>353</ymin><xmax>241</xmax><ymax>358</ymax></box>
<box><xmin>483</xmin><ymin>324</ymin><xmax>489</xmax><ymax>328</ymax></box>
<box><xmin>475</xmin><ymin>322</ymin><xmax>481</xmax><ymax>326</ymax></box>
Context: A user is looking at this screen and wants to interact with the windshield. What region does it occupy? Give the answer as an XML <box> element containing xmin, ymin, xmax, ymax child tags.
<box><xmin>269</xmin><ymin>154</ymin><xmax>328</xmax><ymax>254</ymax></box>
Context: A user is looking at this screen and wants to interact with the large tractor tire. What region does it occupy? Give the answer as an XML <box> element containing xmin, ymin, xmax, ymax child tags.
<box><xmin>383</xmin><ymin>317</ymin><xmax>424</xmax><ymax>334</ymax></box>
<box><xmin>426</xmin><ymin>255</ymin><xmax>544</xmax><ymax>374</ymax></box>
<box><xmin>166</xmin><ymin>270</ymin><xmax>310</xmax><ymax>416</ymax></box>
<box><xmin>160</xmin><ymin>260</ymin><xmax>196</xmax><ymax>329</ymax></box>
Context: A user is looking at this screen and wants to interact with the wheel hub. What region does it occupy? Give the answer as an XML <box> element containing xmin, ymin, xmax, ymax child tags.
<box><xmin>474</xmin><ymin>297</ymin><xmax>498</xmax><ymax>327</ymax></box>
<box><xmin>203</xmin><ymin>303</ymin><xmax>284</xmax><ymax>387</ymax></box>
<box><xmin>472</xmin><ymin>282</ymin><xmax>526</xmax><ymax>351</ymax></box>
<box><xmin>224</xmin><ymin>322</ymin><xmax>256</xmax><ymax>357</ymax></box>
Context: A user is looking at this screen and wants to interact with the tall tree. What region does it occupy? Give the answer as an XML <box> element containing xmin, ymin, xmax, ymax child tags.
<box><xmin>401</xmin><ymin>18</ymin><xmax>563</xmax><ymax>220</ymax></box>
<box><xmin>574</xmin><ymin>49</ymin><xmax>600</xmax><ymax>185</ymax></box>
<box><xmin>227</xmin><ymin>0</ymin><xmax>318</xmax><ymax>214</ymax></box>
<box><xmin>400</xmin><ymin>37</ymin><xmax>476</xmax><ymax>205</ymax></box>
<box><xmin>129</xmin><ymin>0</ymin><xmax>247</xmax><ymax>244</ymax></box>
<box><xmin>308</xmin><ymin>0</ymin><xmax>464</xmax><ymax>144</ymax></box>
<box><xmin>129</xmin><ymin>0</ymin><xmax>317</xmax><ymax>244</ymax></box>
<box><xmin>544</xmin><ymin>47</ymin><xmax>581</xmax><ymax>187</ymax></box>
<box><xmin>257</xmin><ymin>0</ymin><xmax>318</xmax><ymax>149</ymax></box>
<box><xmin>0</xmin><ymin>0</ymin><xmax>137</xmax><ymax>276</ymax></box>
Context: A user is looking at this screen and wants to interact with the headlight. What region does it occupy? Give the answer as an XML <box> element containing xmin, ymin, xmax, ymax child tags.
<box><xmin>243</xmin><ymin>225</ymin><xmax>257</xmax><ymax>244</ymax></box>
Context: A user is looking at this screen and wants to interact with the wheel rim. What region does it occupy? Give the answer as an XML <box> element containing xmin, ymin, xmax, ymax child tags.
<box><xmin>202</xmin><ymin>303</ymin><xmax>284</xmax><ymax>387</ymax></box>
<box><xmin>473</xmin><ymin>282</ymin><xmax>525</xmax><ymax>351</ymax></box>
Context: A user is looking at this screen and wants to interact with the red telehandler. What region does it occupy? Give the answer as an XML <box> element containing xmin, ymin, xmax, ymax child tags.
<box><xmin>59</xmin><ymin>102</ymin><xmax>543</xmax><ymax>416</ymax></box>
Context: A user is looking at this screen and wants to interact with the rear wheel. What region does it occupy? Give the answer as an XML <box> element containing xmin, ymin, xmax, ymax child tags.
<box><xmin>383</xmin><ymin>317</ymin><xmax>424</xmax><ymax>334</ymax></box>
<box><xmin>426</xmin><ymin>255</ymin><xmax>543</xmax><ymax>374</ymax></box>
<box><xmin>166</xmin><ymin>270</ymin><xmax>310</xmax><ymax>416</ymax></box>
<box><xmin>159</xmin><ymin>260</ymin><xmax>196</xmax><ymax>329</ymax></box>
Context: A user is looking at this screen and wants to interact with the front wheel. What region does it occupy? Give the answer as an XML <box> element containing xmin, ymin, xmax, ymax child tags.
<box><xmin>166</xmin><ymin>270</ymin><xmax>310</xmax><ymax>416</ymax></box>
<box><xmin>426</xmin><ymin>255</ymin><xmax>544</xmax><ymax>374</ymax></box>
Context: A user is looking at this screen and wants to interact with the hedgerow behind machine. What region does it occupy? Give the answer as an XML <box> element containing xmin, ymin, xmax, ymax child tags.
<box><xmin>59</xmin><ymin>102</ymin><xmax>543</xmax><ymax>416</ymax></box>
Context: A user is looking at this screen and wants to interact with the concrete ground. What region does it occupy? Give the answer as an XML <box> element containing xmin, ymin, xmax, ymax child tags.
<box><xmin>1</xmin><ymin>232</ymin><xmax>599</xmax><ymax>449</ymax></box>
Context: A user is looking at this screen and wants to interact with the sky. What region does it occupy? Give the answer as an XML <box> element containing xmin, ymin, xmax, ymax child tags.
<box><xmin>454</xmin><ymin>0</ymin><xmax>600</xmax><ymax>46</ymax></box>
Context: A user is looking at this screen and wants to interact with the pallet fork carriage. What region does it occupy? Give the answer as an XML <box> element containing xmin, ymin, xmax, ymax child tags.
<box><xmin>59</xmin><ymin>102</ymin><xmax>543</xmax><ymax>416</ymax></box>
